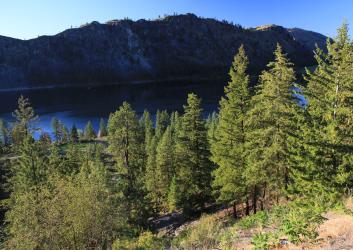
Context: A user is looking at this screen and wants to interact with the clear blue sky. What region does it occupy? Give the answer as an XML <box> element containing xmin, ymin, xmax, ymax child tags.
<box><xmin>1</xmin><ymin>0</ymin><xmax>352</xmax><ymax>40</ymax></box>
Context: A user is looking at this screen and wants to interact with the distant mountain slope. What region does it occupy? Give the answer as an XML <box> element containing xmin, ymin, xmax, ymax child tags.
<box><xmin>0</xmin><ymin>14</ymin><xmax>328</xmax><ymax>89</ymax></box>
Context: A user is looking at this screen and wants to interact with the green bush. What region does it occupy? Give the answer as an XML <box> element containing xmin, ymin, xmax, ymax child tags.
<box><xmin>280</xmin><ymin>201</ymin><xmax>325</xmax><ymax>243</ymax></box>
<box><xmin>112</xmin><ymin>231</ymin><xmax>166</xmax><ymax>250</ymax></box>
<box><xmin>251</xmin><ymin>232</ymin><xmax>269</xmax><ymax>250</ymax></box>
<box><xmin>173</xmin><ymin>215</ymin><xmax>223</xmax><ymax>250</ymax></box>
<box><xmin>218</xmin><ymin>226</ymin><xmax>238</xmax><ymax>250</ymax></box>
<box><xmin>237</xmin><ymin>211</ymin><xmax>269</xmax><ymax>229</ymax></box>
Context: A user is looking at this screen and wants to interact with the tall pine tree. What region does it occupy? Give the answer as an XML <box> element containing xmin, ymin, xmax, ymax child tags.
<box><xmin>174</xmin><ymin>93</ymin><xmax>213</xmax><ymax>214</ymax></box>
<box><xmin>211</xmin><ymin>45</ymin><xmax>251</xmax><ymax>217</ymax></box>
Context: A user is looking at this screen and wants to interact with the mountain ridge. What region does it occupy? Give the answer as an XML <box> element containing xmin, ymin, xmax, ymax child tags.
<box><xmin>0</xmin><ymin>13</ymin><xmax>328</xmax><ymax>89</ymax></box>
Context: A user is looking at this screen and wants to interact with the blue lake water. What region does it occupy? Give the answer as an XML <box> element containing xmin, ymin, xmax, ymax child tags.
<box><xmin>0</xmin><ymin>81</ymin><xmax>225</xmax><ymax>134</ymax></box>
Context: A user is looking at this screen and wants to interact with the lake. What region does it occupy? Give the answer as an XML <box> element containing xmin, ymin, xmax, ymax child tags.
<box><xmin>0</xmin><ymin>81</ymin><xmax>225</xmax><ymax>134</ymax></box>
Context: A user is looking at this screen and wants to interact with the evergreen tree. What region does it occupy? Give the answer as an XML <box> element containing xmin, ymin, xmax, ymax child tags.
<box><xmin>84</xmin><ymin>121</ymin><xmax>96</xmax><ymax>140</ymax></box>
<box><xmin>98</xmin><ymin>118</ymin><xmax>108</xmax><ymax>137</ymax></box>
<box><xmin>70</xmin><ymin>124</ymin><xmax>79</xmax><ymax>143</ymax></box>
<box><xmin>294</xmin><ymin>23</ymin><xmax>353</xmax><ymax>195</ymax></box>
<box><xmin>155</xmin><ymin>110</ymin><xmax>170</xmax><ymax>139</ymax></box>
<box><xmin>11</xmin><ymin>136</ymin><xmax>49</xmax><ymax>193</ymax></box>
<box><xmin>12</xmin><ymin>96</ymin><xmax>38</xmax><ymax>144</ymax></box>
<box><xmin>155</xmin><ymin>126</ymin><xmax>175</xmax><ymax>211</ymax></box>
<box><xmin>63</xmin><ymin>144</ymin><xmax>81</xmax><ymax>175</ymax></box>
<box><xmin>62</xmin><ymin>125</ymin><xmax>69</xmax><ymax>143</ymax></box>
<box><xmin>174</xmin><ymin>93</ymin><xmax>213</xmax><ymax>214</ymax></box>
<box><xmin>144</xmin><ymin>135</ymin><xmax>159</xmax><ymax>211</ymax></box>
<box><xmin>108</xmin><ymin>102</ymin><xmax>151</xmax><ymax>225</ymax></box>
<box><xmin>51</xmin><ymin>117</ymin><xmax>61</xmax><ymax>141</ymax></box>
<box><xmin>246</xmin><ymin>44</ymin><xmax>299</xmax><ymax>209</ymax></box>
<box><xmin>211</xmin><ymin>45</ymin><xmax>251</xmax><ymax>216</ymax></box>
<box><xmin>0</xmin><ymin>119</ymin><xmax>9</xmax><ymax>147</ymax></box>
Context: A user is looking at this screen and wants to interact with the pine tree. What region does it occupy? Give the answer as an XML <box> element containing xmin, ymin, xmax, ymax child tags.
<box><xmin>70</xmin><ymin>124</ymin><xmax>79</xmax><ymax>143</ymax></box>
<box><xmin>63</xmin><ymin>144</ymin><xmax>81</xmax><ymax>175</ymax></box>
<box><xmin>11</xmin><ymin>136</ymin><xmax>49</xmax><ymax>193</ymax></box>
<box><xmin>98</xmin><ymin>118</ymin><xmax>108</xmax><ymax>137</ymax></box>
<box><xmin>144</xmin><ymin>135</ymin><xmax>159</xmax><ymax>211</ymax></box>
<box><xmin>84</xmin><ymin>121</ymin><xmax>96</xmax><ymax>140</ymax></box>
<box><xmin>12</xmin><ymin>96</ymin><xmax>38</xmax><ymax>144</ymax></box>
<box><xmin>174</xmin><ymin>93</ymin><xmax>213</xmax><ymax>214</ymax></box>
<box><xmin>51</xmin><ymin>117</ymin><xmax>61</xmax><ymax>141</ymax></box>
<box><xmin>108</xmin><ymin>102</ymin><xmax>151</xmax><ymax>225</ymax></box>
<box><xmin>62</xmin><ymin>125</ymin><xmax>69</xmax><ymax>143</ymax></box>
<box><xmin>155</xmin><ymin>126</ymin><xmax>175</xmax><ymax>211</ymax></box>
<box><xmin>211</xmin><ymin>45</ymin><xmax>251</xmax><ymax>216</ymax></box>
<box><xmin>155</xmin><ymin>110</ymin><xmax>170</xmax><ymax>139</ymax></box>
<box><xmin>0</xmin><ymin>119</ymin><xmax>9</xmax><ymax>147</ymax></box>
<box><xmin>246</xmin><ymin>44</ymin><xmax>299</xmax><ymax>208</ymax></box>
<box><xmin>295</xmin><ymin>23</ymin><xmax>353</xmax><ymax>195</ymax></box>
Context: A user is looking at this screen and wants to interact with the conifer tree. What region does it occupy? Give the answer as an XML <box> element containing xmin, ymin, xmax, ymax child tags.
<box><xmin>294</xmin><ymin>23</ymin><xmax>353</xmax><ymax>195</ymax></box>
<box><xmin>62</xmin><ymin>125</ymin><xmax>69</xmax><ymax>143</ymax></box>
<box><xmin>70</xmin><ymin>124</ymin><xmax>79</xmax><ymax>143</ymax></box>
<box><xmin>155</xmin><ymin>126</ymin><xmax>175</xmax><ymax>210</ymax></box>
<box><xmin>144</xmin><ymin>136</ymin><xmax>159</xmax><ymax>210</ymax></box>
<box><xmin>12</xmin><ymin>96</ymin><xmax>38</xmax><ymax>144</ymax></box>
<box><xmin>174</xmin><ymin>93</ymin><xmax>213</xmax><ymax>214</ymax></box>
<box><xmin>98</xmin><ymin>118</ymin><xmax>108</xmax><ymax>137</ymax></box>
<box><xmin>84</xmin><ymin>121</ymin><xmax>96</xmax><ymax>140</ymax></box>
<box><xmin>246</xmin><ymin>44</ymin><xmax>298</xmax><ymax>208</ymax></box>
<box><xmin>108</xmin><ymin>102</ymin><xmax>151</xmax><ymax>225</ymax></box>
<box><xmin>211</xmin><ymin>45</ymin><xmax>251</xmax><ymax>216</ymax></box>
<box><xmin>155</xmin><ymin>110</ymin><xmax>170</xmax><ymax>139</ymax></box>
<box><xmin>11</xmin><ymin>136</ymin><xmax>49</xmax><ymax>193</ymax></box>
<box><xmin>0</xmin><ymin>119</ymin><xmax>9</xmax><ymax>147</ymax></box>
<box><xmin>51</xmin><ymin>117</ymin><xmax>61</xmax><ymax>141</ymax></box>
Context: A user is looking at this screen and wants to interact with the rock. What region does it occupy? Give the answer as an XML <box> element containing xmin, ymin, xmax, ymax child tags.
<box><xmin>0</xmin><ymin>13</ymin><xmax>328</xmax><ymax>89</ymax></box>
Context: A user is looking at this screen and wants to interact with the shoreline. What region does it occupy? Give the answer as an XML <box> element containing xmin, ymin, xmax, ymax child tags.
<box><xmin>0</xmin><ymin>76</ymin><xmax>224</xmax><ymax>93</ymax></box>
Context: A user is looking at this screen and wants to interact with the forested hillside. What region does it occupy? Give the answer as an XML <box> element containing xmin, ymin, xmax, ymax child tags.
<box><xmin>0</xmin><ymin>13</ymin><xmax>327</xmax><ymax>89</ymax></box>
<box><xmin>0</xmin><ymin>23</ymin><xmax>352</xmax><ymax>249</ymax></box>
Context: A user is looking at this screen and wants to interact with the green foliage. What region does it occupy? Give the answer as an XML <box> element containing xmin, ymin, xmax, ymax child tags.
<box><xmin>70</xmin><ymin>124</ymin><xmax>78</xmax><ymax>143</ymax></box>
<box><xmin>12</xmin><ymin>96</ymin><xmax>38</xmax><ymax>144</ymax></box>
<box><xmin>292</xmin><ymin>22</ymin><xmax>353</xmax><ymax>196</ymax></box>
<box><xmin>0</xmin><ymin>119</ymin><xmax>10</xmax><ymax>147</ymax></box>
<box><xmin>280</xmin><ymin>201</ymin><xmax>325</xmax><ymax>243</ymax></box>
<box><xmin>84</xmin><ymin>120</ymin><xmax>96</xmax><ymax>140</ymax></box>
<box><xmin>5</xmin><ymin>161</ymin><xmax>126</xmax><ymax>249</ymax></box>
<box><xmin>173</xmin><ymin>215</ymin><xmax>223</xmax><ymax>250</ymax></box>
<box><xmin>237</xmin><ymin>211</ymin><xmax>269</xmax><ymax>230</ymax></box>
<box><xmin>246</xmin><ymin>44</ymin><xmax>299</xmax><ymax>205</ymax></box>
<box><xmin>174</xmin><ymin>93</ymin><xmax>213</xmax><ymax>214</ymax></box>
<box><xmin>108</xmin><ymin>102</ymin><xmax>151</xmax><ymax>225</ymax></box>
<box><xmin>112</xmin><ymin>231</ymin><xmax>166</xmax><ymax>250</ymax></box>
<box><xmin>211</xmin><ymin>45</ymin><xmax>250</xmax><ymax>212</ymax></box>
<box><xmin>11</xmin><ymin>135</ymin><xmax>49</xmax><ymax>193</ymax></box>
<box><xmin>251</xmin><ymin>232</ymin><xmax>270</xmax><ymax>250</ymax></box>
<box><xmin>99</xmin><ymin>118</ymin><xmax>108</xmax><ymax>137</ymax></box>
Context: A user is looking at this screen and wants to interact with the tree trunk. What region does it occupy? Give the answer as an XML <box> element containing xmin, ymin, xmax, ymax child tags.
<box><xmin>233</xmin><ymin>202</ymin><xmax>237</xmax><ymax>219</ymax></box>
<box><xmin>261</xmin><ymin>185</ymin><xmax>266</xmax><ymax>211</ymax></box>
<box><xmin>253</xmin><ymin>186</ymin><xmax>257</xmax><ymax>214</ymax></box>
<box><xmin>245</xmin><ymin>198</ymin><xmax>250</xmax><ymax>216</ymax></box>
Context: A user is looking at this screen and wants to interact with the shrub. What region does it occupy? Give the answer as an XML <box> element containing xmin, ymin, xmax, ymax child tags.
<box><xmin>280</xmin><ymin>201</ymin><xmax>325</xmax><ymax>243</ymax></box>
<box><xmin>112</xmin><ymin>231</ymin><xmax>166</xmax><ymax>250</ymax></box>
<box><xmin>251</xmin><ymin>232</ymin><xmax>269</xmax><ymax>250</ymax></box>
<box><xmin>174</xmin><ymin>215</ymin><xmax>223</xmax><ymax>250</ymax></box>
<box><xmin>237</xmin><ymin>210</ymin><xmax>269</xmax><ymax>229</ymax></box>
<box><xmin>218</xmin><ymin>226</ymin><xmax>238</xmax><ymax>250</ymax></box>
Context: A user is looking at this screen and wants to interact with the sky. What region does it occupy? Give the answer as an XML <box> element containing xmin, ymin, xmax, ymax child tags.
<box><xmin>0</xmin><ymin>0</ymin><xmax>352</xmax><ymax>40</ymax></box>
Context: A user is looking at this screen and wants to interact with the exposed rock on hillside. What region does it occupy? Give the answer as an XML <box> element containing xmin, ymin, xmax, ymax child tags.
<box><xmin>0</xmin><ymin>14</ymin><xmax>328</xmax><ymax>89</ymax></box>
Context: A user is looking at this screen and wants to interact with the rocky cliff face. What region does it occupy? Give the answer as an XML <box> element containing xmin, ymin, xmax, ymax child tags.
<box><xmin>0</xmin><ymin>14</ymin><xmax>327</xmax><ymax>89</ymax></box>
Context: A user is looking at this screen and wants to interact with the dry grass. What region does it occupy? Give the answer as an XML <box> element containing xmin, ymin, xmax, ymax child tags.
<box><xmin>317</xmin><ymin>211</ymin><xmax>353</xmax><ymax>250</ymax></box>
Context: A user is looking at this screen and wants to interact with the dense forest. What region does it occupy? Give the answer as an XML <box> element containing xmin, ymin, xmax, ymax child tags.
<box><xmin>0</xmin><ymin>23</ymin><xmax>353</xmax><ymax>249</ymax></box>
